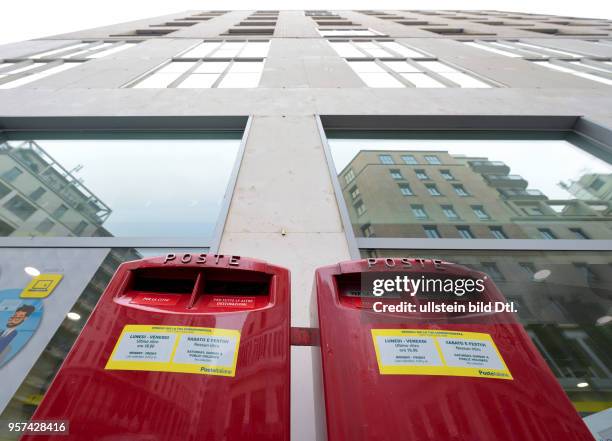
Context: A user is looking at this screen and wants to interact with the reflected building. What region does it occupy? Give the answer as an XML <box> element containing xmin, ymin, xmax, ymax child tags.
<box><xmin>0</xmin><ymin>141</ymin><xmax>142</xmax><ymax>427</ymax></box>
<box><xmin>343</xmin><ymin>150</ymin><xmax>612</xmax><ymax>415</ymax></box>
<box><xmin>365</xmin><ymin>249</ymin><xmax>612</xmax><ymax>415</ymax></box>
<box><xmin>562</xmin><ymin>173</ymin><xmax>612</xmax><ymax>202</ymax></box>
<box><xmin>0</xmin><ymin>140</ymin><xmax>112</xmax><ymax>237</ymax></box>
<box><xmin>340</xmin><ymin>150</ymin><xmax>612</xmax><ymax>239</ymax></box>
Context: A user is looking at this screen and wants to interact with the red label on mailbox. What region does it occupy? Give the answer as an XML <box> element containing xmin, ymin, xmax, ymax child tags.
<box><xmin>130</xmin><ymin>294</ymin><xmax>180</xmax><ymax>306</ymax></box>
<box><xmin>205</xmin><ymin>296</ymin><xmax>256</xmax><ymax>309</ymax></box>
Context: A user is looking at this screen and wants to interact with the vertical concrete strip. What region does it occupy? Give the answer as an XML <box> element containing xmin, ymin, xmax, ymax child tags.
<box><xmin>218</xmin><ymin>114</ymin><xmax>351</xmax><ymax>441</ymax></box>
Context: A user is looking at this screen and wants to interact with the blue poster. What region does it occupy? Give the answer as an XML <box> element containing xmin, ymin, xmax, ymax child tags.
<box><xmin>0</xmin><ymin>289</ymin><xmax>43</xmax><ymax>368</ymax></box>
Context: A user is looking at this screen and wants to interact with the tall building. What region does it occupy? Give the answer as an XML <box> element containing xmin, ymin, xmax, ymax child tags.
<box><xmin>340</xmin><ymin>149</ymin><xmax>612</xmax><ymax>239</ymax></box>
<box><xmin>0</xmin><ymin>9</ymin><xmax>611</xmax><ymax>441</ymax></box>
<box><xmin>0</xmin><ymin>140</ymin><xmax>111</xmax><ymax>237</ymax></box>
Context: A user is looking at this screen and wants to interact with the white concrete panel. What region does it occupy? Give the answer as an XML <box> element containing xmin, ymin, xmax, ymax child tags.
<box><xmin>223</xmin><ymin>115</ymin><xmax>347</xmax><ymax>233</ymax></box>
<box><xmin>291</xmin><ymin>346</ymin><xmax>317</xmax><ymax>441</ymax></box>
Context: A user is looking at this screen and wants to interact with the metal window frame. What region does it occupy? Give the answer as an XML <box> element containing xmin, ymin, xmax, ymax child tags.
<box><xmin>123</xmin><ymin>57</ymin><xmax>266</xmax><ymax>89</ymax></box>
<box><xmin>0</xmin><ymin>115</ymin><xmax>251</xmax><ymax>252</ymax></box>
<box><xmin>343</xmin><ymin>56</ymin><xmax>502</xmax><ymax>89</ymax></box>
<box><xmin>316</xmin><ymin>114</ymin><xmax>612</xmax><ymax>258</ymax></box>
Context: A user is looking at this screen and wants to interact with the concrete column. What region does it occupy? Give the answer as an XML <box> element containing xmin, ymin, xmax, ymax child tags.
<box><xmin>219</xmin><ymin>114</ymin><xmax>351</xmax><ymax>441</ymax></box>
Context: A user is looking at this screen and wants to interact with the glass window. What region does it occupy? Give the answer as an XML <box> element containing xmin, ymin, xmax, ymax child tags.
<box><xmin>456</xmin><ymin>225</ymin><xmax>474</xmax><ymax>238</ymax></box>
<box><xmin>360</xmin><ymin>249</ymin><xmax>612</xmax><ymax>417</ymax></box>
<box><xmin>401</xmin><ymin>72</ymin><xmax>446</xmax><ymax>88</ymax></box>
<box><xmin>426</xmin><ymin>183</ymin><xmax>442</xmax><ymax>196</ymax></box>
<box><xmin>539</xmin><ymin>228</ymin><xmax>557</xmax><ymax>240</ymax></box>
<box><xmin>440</xmin><ymin>170</ymin><xmax>454</xmax><ymax>180</ymax></box>
<box><xmin>180</xmin><ymin>41</ymin><xmax>223</xmax><ymax>58</ymax></box>
<box><xmin>2</xmin><ymin>167</ymin><xmax>22</xmax><ymax>182</ymax></box>
<box><xmin>464</xmin><ymin>41</ymin><xmax>523</xmax><ymax>58</ymax></box>
<box><xmin>389</xmin><ymin>169</ymin><xmax>403</xmax><ymax>180</ymax></box>
<box><xmin>0</xmin><ymin>182</ymin><xmax>11</xmax><ymax>199</ymax></box>
<box><xmin>133</xmin><ymin>61</ymin><xmax>196</xmax><ymax>88</ymax></box>
<box><xmin>423</xmin><ymin>225</ymin><xmax>441</xmax><ymax>238</ymax></box>
<box><xmin>30</xmin><ymin>43</ymin><xmax>91</xmax><ymax>59</ymax></box>
<box><xmin>490</xmin><ymin>226</ymin><xmax>508</xmax><ymax>239</ymax></box>
<box><xmin>0</xmin><ymin>62</ymin><xmax>82</xmax><ymax>89</ymax></box>
<box><xmin>399</xmin><ymin>183</ymin><xmax>413</xmax><ymax>196</ymax></box>
<box><xmin>237</xmin><ymin>41</ymin><xmax>270</xmax><ymax>58</ymax></box>
<box><xmin>472</xmin><ymin>205</ymin><xmax>490</xmax><ymax>220</ymax></box>
<box><xmin>533</xmin><ymin>61</ymin><xmax>612</xmax><ymax>86</ymax></box>
<box><xmin>350</xmin><ymin>186</ymin><xmax>360</xmax><ymax>200</ymax></box>
<box><xmin>347</xmin><ymin>61</ymin><xmax>404</xmax><ymax>88</ymax></box>
<box><xmin>217</xmin><ymin>61</ymin><xmax>264</xmax><ymax>88</ymax></box>
<box><xmin>361</xmin><ymin>223</ymin><xmax>374</xmax><ymax>237</ymax></box>
<box><xmin>417</xmin><ymin>61</ymin><xmax>491</xmax><ymax>88</ymax></box>
<box><xmin>73</xmin><ymin>220</ymin><xmax>88</xmax><ymax>235</ymax></box>
<box><xmin>29</xmin><ymin>187</ymin><xmax>46</xmax><ymax>201</ymax></box>
<box><xmin>519</xmin><ymin>261</ymin><xmax>536</xmax><ymax>275</ymax></box>
<box><xmin>569</xmin><ymin>227</ymin><xmax>590</xmax><ymax>239</ymax></box>
<box><xmin>4</xmin><ymin>195</ymin><xmax>36</xmax><ymax>220</ymax></box>
<box><xmin>379</xmin><ymin>41</ymin><xmax>424</xmax><ymax>58</ymax></box>
<box><xmin>329</xmin><ymin>133</ymin><xmax>612</xmax><ymax>239</ymax></box>
<box><xmin>411</xmin><ymin>204</ymin><xmax>428</xmax><ymax>219</ymax></box>
<box><xmin>354</xmin><ymin>41</ymin><xmax>391</xmax><ymax>58</ymax></box>
<box><xmin>35</xmin><ymin>218</ymin><xmax>54</xmax><ymax>233</ymax></box>
<box><xmin>319</xmin><ymin>29</ymin><xmax>382</xmax><ymax>37</ymax></box>
<box><xmin>379</xmin><ymin>154</ymin><xmax>394</xmax><ymax>164</ymax></box>
<box><xmin>401</xmin><ymin>154</ymin><xmax>418</xmax><ymax>165</ymax></box>
<box><xmin>0</xmin><ymin>247</ymin><xmax>203</xmax><ymax>432</ymax></box>
<box><xmin>212</xmin><ymin>41</ymin><xmax>245</xmax><ymax>58</ymax></box>
<box><xmin>482</xmin><ymin>261</ymin><xmax>506</xmax><ymax>281</ymax></box>
<box><xmin>415</xmin><ymin>169</ymin><xmax>429</xmax><ymax>180</ymax></box>
<box><xmin>453</xmin><ymin>184</ymin><xmax>470</xmax><ymax>196</ymax></box>
<box><xmin>2</xmin><ymin>62</ymin><xmax>45</xmax><ymax>75</ymax></box>
<box><xmin>345</xmin><ymin>169</ymin><xmax>355</xmax><ymax>184</ymax></box>
<box><xmin>329</xmin><ymin>41</ymin><xmax>364</xmax><ymax>58</ymax></box>
<box><xmin>424</xmin><ymin>155</ymin><xmax>441</xmax><ymax>164</ymax></box>
<box><xmin>354</xmin><ymin>200</ymin><xmax>366</xmax><ymax>216</ymax></box>
<box><xmin>0</xmin><ymin>135</ymin><xmax>242</xmax><ymax>238</ymax></box>
<box><xmin>52</xmin><ymin>204</ymin><xmax>69</xmax><ymax>219</ymax></box>
<box><xmin>442</xmin><ymin>205</ymin><xmax>459</xmax><ymax>219</ymax></box>
<box><xmin>86</xmin><ymin>42</ymin><xmax>138</xmax><ymax>59</ymax></box>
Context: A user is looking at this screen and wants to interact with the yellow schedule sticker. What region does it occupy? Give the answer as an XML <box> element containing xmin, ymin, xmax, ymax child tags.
<box><xmin>20</xmin><ymin>274</ymin><xmax>63</xmax><ymax>298</ymax></box>
<box><xmin>105</xmin><ymin>325</ymin><xmax>240</xmax><ymax>377</ymax></box>
<box><xmin>371</xmin><ymin>329</ymin><xmax>512</xmax><ymax>380</ymax></box>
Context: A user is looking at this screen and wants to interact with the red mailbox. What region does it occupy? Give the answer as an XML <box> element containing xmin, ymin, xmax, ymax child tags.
<box><xmin>24</xmin><ymin>253</ymin><xmax>290</xmax><ymax>441</ymax></box>
<box><xmin>312</xmin><ymin>257</ymin><xmax>594</xmax><ymax>441</ymax></box>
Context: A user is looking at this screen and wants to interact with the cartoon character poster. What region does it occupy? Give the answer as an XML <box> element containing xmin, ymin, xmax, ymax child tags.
<box><xmin>0</xmin><ymin>289</ymin><xmax>43</xmax><ymax>368</ymax></box>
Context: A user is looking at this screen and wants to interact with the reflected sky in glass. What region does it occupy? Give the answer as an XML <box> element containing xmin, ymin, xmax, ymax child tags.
<box><xmin>25</xmin><ymin>139</ymin><xmax>240</xmax><ymax>238</ymax></box>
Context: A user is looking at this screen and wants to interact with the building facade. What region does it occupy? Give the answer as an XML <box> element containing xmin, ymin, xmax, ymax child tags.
<box><xmin>0</xmin><ymin>9</ymin><xmax>611</xmax><ymax>440</ymax></box>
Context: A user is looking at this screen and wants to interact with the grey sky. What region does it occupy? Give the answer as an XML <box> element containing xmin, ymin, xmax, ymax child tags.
<box><xmin>0</xmin><ymin>1</ymin><xmax>611</xmax><ymax>46</ymax></box>
<box><xmin>37</xmin><ymin>139</ymin><xmax>240</xmax><ymax>237</ymax></box>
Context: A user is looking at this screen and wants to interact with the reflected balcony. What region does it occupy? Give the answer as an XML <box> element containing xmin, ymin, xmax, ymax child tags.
<box><xmin>468</xmin><ymin>160</ymin><xmax>511</xmax><ymax>175</ymax></box>
<box><xmin>484</xmin><ymin>174</ymin><xmax>528</xmax><ymax>189</ymax></box>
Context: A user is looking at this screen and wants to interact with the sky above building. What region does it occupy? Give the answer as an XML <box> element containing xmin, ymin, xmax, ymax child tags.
<box><xmin>1</xmin><ymin>0</ymin><xmax>611</xmax><ymax>45</ymax></box>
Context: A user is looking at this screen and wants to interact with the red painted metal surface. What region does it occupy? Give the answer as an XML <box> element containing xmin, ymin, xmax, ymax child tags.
<box><xmin>312</xmin><ymin>258</ymin><xmax>594</xmax><ymax>441</ymax></box>
<box><xmin>24</xmin><ymin>254</ymin><xmax>290</xmax><ymax>441</ymax></box>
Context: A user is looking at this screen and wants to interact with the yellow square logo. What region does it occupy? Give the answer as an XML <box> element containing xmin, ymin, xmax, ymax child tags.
<box><xmin>20</xmin><ymin>274</ymin><xmax>63</xmax><ymax>298</ymax></box>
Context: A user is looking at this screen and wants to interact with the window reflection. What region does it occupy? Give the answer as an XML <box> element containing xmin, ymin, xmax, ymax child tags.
<box><xmin>0</xmin><ymin>137</ymin><xmax>241</xmax><ymax>238</ymax></box>
<box><xmin>329</xmin><ymin>137</ymin><xmax>612</xmax><ymax>239</ymax></box>
<box><xmin>363</xmin><ymin>249</ymin><xmax>612</xmax><ymax>416</ymax></box>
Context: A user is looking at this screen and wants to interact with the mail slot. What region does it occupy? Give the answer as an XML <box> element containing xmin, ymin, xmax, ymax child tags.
<box><xmin>24</xmin><ymin>254</ymin><xmax>290</xmax><ymax>441</ymax></box>
<box><xmin>311</xmin><ymin>258</ymin><xmax>594</xmax><ymax>441</ymax></box>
